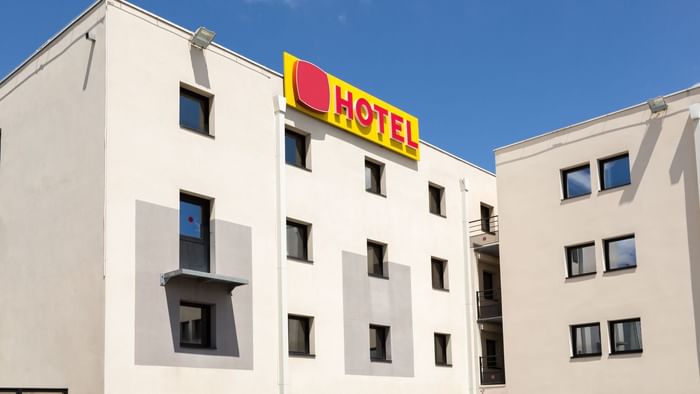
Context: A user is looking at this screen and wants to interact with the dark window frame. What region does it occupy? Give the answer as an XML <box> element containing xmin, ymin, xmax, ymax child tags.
<box><xmin>434</xmin><ymin>333</ymin><xmax>452</xmax><ymax>366</ymax></box>
<box><xmin>286</xmin><ymin>219</ymin><xmax>311</xmax><ymax>263</ymax></box>
<box><xmin>561</xmin><ymin>164</ymin><xmax>592</xmax><ymax>200</ymax></box>
<box><xmin>179</xmin><ymin>86</ymin><xmax>211</xmax><ymax>135</ymax></box>
<box><xmin>604</xmin><ymin>234</ymin><xmax>637</xmax><ymax>272</ymax></box>
<box><xmin>608</xmin><ymin>318</ymin><xmax>643</xmax><ymax>355</ymax></box>
<box><xmin>285</xmin><ymin>129</ymin><xmax>309</xmax><ymax>170</ymax></box>
<box><xmin>364</xmin><ymin>158</ymin><xmax>385</xmax><ymax>196</ymax></box>
<box><xmin>179</xmin><ymin>193</ymin><xmax>211</xmax><ymax>273</ymax></box>
<box><xmin>598</xmin><ymin>153</ymin><xmax>631</xmax><ymax>191</ymax></box>
<box><xmin>480</xmin><ymin>203</ymin><xmax>493</xmax><ymax>233</ymax></box>
<box><xmin>369</xmin><ymin>324</ymin><xmax>391</xmax><ymax>362</ymax></box>
<box><xmin>367</xmin><ymin>240</ymin><xmax>388</xmax><ymax>279</ymax></box>
<box><xmin>0</xmin><ymin>390</ymin><xmax>68</xmax><ymax>394</ymax></box>
<box><xmin>431</xmin><ymin>257</ymin><xmax>448</xmax><ymax>291</ymax></box>
<box><xmin>428</xmin><ymin>183</ymin><xmax>446</xmax><ymax>217</ymax></box>
<box><xmin>288</xmin><ymin>314</ymin><xmax>314</xmax><ymax>357</ymax></box>
<box><xmin>565</xmin><ymin>242</ymin><xmax>597</xmax><ymax>278</ymax></box>
<box><xmin>179</xmin><ymin>301</ymin><xmax>212</xmax><ymax>349</ymax></box>
<box><xmin>570</xmin><ymin>322</ymin><xmax>602</xmax><ymax>358</ymax></box>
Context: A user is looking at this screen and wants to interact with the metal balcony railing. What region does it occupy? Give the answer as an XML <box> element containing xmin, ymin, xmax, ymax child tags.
<box><xmin>476</xmin><ymin>288</ymin><xmax>502</xmax><ymax>321</ymax></box>
<box><xmin>469</xmin><ymin>216</ymin><xmax>499</xmax><ymax>249</ymax></box>
<box><xmin>479</xmin><ymin>354</ymin><xmax>505</xmax><ymax>385</ymax></box>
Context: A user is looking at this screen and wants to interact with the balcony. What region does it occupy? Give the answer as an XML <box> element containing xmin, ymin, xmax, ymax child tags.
<box><xmin>479</xmin><ymin>355</ymin><xmax>506</xmax><ymax>385</ymax></box>
<box><xmin>469</xmin><ymin>216</ymin><xmax>499</xmax><ymax>256</ymax></box>
<box><xmin>476</xmin><ymin>288</ymin><xmax>502</xmax><ymax>322</ymax></box>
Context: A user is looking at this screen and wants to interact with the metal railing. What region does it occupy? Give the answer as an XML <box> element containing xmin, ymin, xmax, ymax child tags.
<box><xmin>468</xmin><ymin>215</ymin><xmax>499</xmax><ymax>248</ymax></box>
<box><xmin>476</xmin><ymin>288</ymin><xmax>502</xmax><ymax>321</ymax></box>
<box><xmin>479</xmin><ymin>354</ymin><xmax>506</xmax><ymax>385</ymax></box>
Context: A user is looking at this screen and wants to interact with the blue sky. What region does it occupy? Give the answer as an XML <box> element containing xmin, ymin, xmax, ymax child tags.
<box><xmin>1</xmin><ymin>0</ymin><xmax>698</xmax><ymax>171</ymax></box>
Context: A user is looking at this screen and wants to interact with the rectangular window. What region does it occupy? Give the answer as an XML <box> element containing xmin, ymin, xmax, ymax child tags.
<box><xmin>571</xmin><ymin>323</ymin><xmax>601</xmax><ymax>357</ymax></box>
<box><xmin>180</xmin><ymin>193</ymin><xmax>210</xmax><ymax>272</ymax></box>
<box><xmin>609</xmin><ymin>318</ymin><xmax>643</xmax><ymax>354</ymax></box>
<box><xmin>485</xmin><ymin>339</ymin><xmax>498</xmax><ymax>368</ymax></box>
<box><xmin>566</xmin><ymin>243</ymin><xmax>596</xmax><ymax>277</ymax></box>
<box><xmin>365</xmin><ymin>159</ymin><xmax>384</xmax><ymax>195</ymax></box>
<box><xmin>562</xmin><ymin>164</ymin><xmax>591</xmax><ymax>199</ymax></box>
<box><xmin>286</xmin><ymin>220</ymin><xmax>310</xmax><ymax>261</ymax></box>
<box><xmin>480</xmin><ymin>204</ymin><xmax>493</xmax><ymax>233</ymax></box>
<box><xmin>483</xmin><ymin>271</ymin><xmax>494</xmax><ymax>300</ymax></box>
<box><xmin>599</xmin><ymin>154</ymin><xmax>631</xmax><ymax>190</ymax></box>
<box><xmin>604</xmin><ymin>235</ymin><xmax>637</xmax><ymax>271</ymax></box>
<box><xmin>180</xmin><ymin>302</ymin><xmax>211</xmax><ymax>348</ymax></box>
<box><xmin>429</xmin><ymin>183</ymin><xmax>445</xmax><ymax>216</ymax></box>
<box><xmin>431</xmin><ymin>258</ymin><xmax>448</xmax><ymax>290</ymax></box>
<box><xmin>288</xmin><ymin>315</ymin><xmax>313</xmax><ymax>356</ymax></box>
<box><xmin>367</xmin><ymin>240</ymin><xmax>386</xmax><ymax>278</ymax></box>
<box><xmin>285</xmin><ymin>129</ymin><xmax>308</xmax><ymax>169</ymax></box>
<box><xmin>434</xmin><ymin>333</ymin><xmax>451</xmax><ymax>366</ymax></box>
<box><xmin>369</xmin><ymin>324</ymin><xmax>390</xmax><ymax>362</ymax></box>
<box><xmin>180</xmin><ymin>87</ymin><xmax>210</xmax><ymax>134</ymax></box>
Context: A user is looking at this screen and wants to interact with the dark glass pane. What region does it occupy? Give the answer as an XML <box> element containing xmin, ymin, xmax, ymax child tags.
<box><xmin>365</xmin><ymin>161</ymin><xmax>381</xmax><ymax>193</ymax></box>
<box><xmin>288</xmin><ymin>316</ymin><xmax>309</xmax><ymax>354</ymax></box>
<box><xmin>601</xmin><ymin>155</ymin><xmax>631</xmax><ymax>190</ymax></box>
<box><xmin>435</xmin><ymin>334</ymin><xmax>447</xmax><ymax>365</ymax></box>
<box><xmin>611</xmin><ymin>320</ymin><xmax>643</xmax><ymax>353</ymax></box>
<box><xmin>285</xmin><ymin>131</ymin><xmax>306</xmax><ymax>167</ymax></box>
<box><xmin>606</xmin><ymin>237</ymin><xmax>636</xmax><ymax>270</ymax></box>
<box><xmin>567</xmin><ymin>243</ymin><xmax>596</xmax><ymax>276</ymax></box>
<box><xmin>180</xmin><ymin>304</ymin><xmax>209</xmax><ymax>347</ymax></box>
<box><xmin>180</xmin><ymin>200</ymin><xmax>203</xmax><ymax>239</ymax></box>
<box><xmin>429</xmin><ymin>185</ymin><xmax>442</xmax><ymax>214</ymax></box>
<box><xmin>483</xmin><ymin>272</ymin><xmax>494</xmax><ymax>299</ymax></box>
<box><xmin>485</xmin><ymin>339</ymin><xmax>497</xmax><ymax>368</ymax></box>
<box><xmin>286</xmin><ymin>222</ymin><xmax>308</xmax><ymax>260</ymax></box>
<box><xmin>180</xmin><ymin>195</ymin><xmax>209</xmax><ymax>272</ymax></box>
<box><xmin>431</xmin><ymin>259</ymin><xmax>445</xmax><ymax>289</ymax></box>
<box><xmin>370</xmin><ymin>326</ymin><xmax>387</xmax><ymax>361</ymax></box>
<box><xmin>180</xmin><ymin>89</ymin><xmax>208</xmax><ymax>133</ymax></box>
<box><xmin>573</xmin><ymin>324</ymin><xmax>601</xmax><ymax>356</ymax></box>
<box><xmin>480</xmin><ymin>205</ymin><xmax>491</xmax><ymax>232</ymax></box>
<box><xmin>367</xmin><ymin>242</ymin><xmax>384</xmax><ymax>276</ymax></box>
<box><xmin>563</xmin><ymin>166</ymin><xmax>591</xmax><ymax>198</ymax></box>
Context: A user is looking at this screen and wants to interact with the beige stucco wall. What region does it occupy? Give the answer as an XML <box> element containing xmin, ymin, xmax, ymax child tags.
<box><xmin>496</xmin><ymin>87</ymin><xmax>700</xmax><ymax>393</ymax></box>
<box><xmin>0</xmin><ymin>4</ymin><xmax>107</xmax><ymax>393</ymax></box>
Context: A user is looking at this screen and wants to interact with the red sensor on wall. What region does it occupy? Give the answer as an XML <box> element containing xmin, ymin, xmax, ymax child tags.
<box><xmin>293</xmin><ymin>60</ymin><xmax>330</xmax><ymax>113</ymax></box>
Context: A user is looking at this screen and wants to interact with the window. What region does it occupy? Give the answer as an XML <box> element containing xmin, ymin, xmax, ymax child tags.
<box><xmin>434</xmin><ymin>333</ymin><xmax>452</xmax><ymax>366</ymax></box>
<box><xmin>285</xmin><ymin>129</ymin><xmax>308</xmax><ymax>169</ymax></box>
<box><xmin>365</xmin><ymin>159</ymin><xmax>384</xmax><ymax>195</ymax></box>
<box><xmin>604</xmin><ymin>235</ymin><xmax>637</xmax><ymax>271</ymax></box>
<box><xmin>180</xmin><ymin>87</ymin><xmax>210</xmax><ymax>134</ymax></box>
<box><xmin>485</xmin><ymin>339</ymin><xmax>498</xmax><ymax>368</ymax></box>
<box><xmin>571</xmin><ymin>323</ymin><xmax>601</xmax><ymax>357</ymax></box>
<box><xmin>609</xmin><ymin>318</ymin><xmax>643</xmax><ymax>354</ymax></box>
<box><xmin>369</xmin><ymin>324</ymin><xmax>390</xmax><ymax>362</ymax></box>
<box><xmin>288</xmin><ymin>315</ymin><xmax>314</xmax><ymax>356</ymax></box>
<box><xmin>599</xmin><ymin>154</ymin><xmax>631</xmax><ymax>190</ymax></box>
<box><xmin>562</xmin><ymin>164</ymin><xmax>591</xmax><ymax>199</ymax></box>
<box><xmin>367</xmin><ymin>241</ymin><xmax>387</xmax><ymax>278</ymax></box>
<box><xmin>480</xmin><ymin>204</ymin><xmax>493</xmax><ymax>233</ymax></box>
<box><xmin>483</xmin><ymin>271</ymin><xmax>495</xmax><ymax>300</ymax></box>
<box><xmin>429</xmin><ymin>183</ymin><xmax>445</xmax><ymax>216</ymax></box>
<box><xmin>431</xmin><ymin>258</ymin><xmax>448</xmax><ymax>290</ymax></box>
<box><xmin>180</xmin><ymin>193</ymin><xmax>210</xmax><ymax>272</ymax></box>
<box><xmin>180</xmin><ymin>302</ymin><xmax>212</xmax><ymax>348</ymax></box>
<box><xmin>566</xmin><ymin>243</ymin><xmax>596</xmax><ymax>277</ymax></box>
<box><xmin>286</xmin><ymin>220</ymin><xmax>310</xmax><ymax>262</ymax></box>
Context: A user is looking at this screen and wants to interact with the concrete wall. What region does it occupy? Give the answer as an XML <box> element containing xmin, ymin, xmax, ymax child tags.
<box><xmin>496</xmin><ymin>87</ymin><xmax>700</xmax><ymax>393</ymax></box>
<box><xmin>0</xmin><ymin>3</ymin><xmax>107</xmax><ymax>394</ymax></box>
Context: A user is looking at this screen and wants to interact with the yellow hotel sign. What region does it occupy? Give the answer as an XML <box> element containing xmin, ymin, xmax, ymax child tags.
<box><xmin>283</xmin><ymin>52</ymin><xmax>420</xmax><ymax>160</ymax></box>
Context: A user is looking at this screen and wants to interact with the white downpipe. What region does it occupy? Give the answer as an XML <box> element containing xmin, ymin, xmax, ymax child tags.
<box><xmin>273</xmin><ymin>95</ymin><xmax>289</xmax><ymax>394</ymax></box>
<box><xmin>460</xmin><ymin>178</ymin><xmax>478</xmax><ymax>394</ymax></box>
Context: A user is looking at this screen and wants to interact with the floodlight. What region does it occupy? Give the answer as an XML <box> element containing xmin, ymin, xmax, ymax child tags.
<box><xmin>191</xmin><ymin>27</ymin><xmax>216</xmax><ymax>49</ymax></box>
<box><xmin>647</xmin><ymin>96</ymin><xmax>667</xmax><ymax>113</ymax></box>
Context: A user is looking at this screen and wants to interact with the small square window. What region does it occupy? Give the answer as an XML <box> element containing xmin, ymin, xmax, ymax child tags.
<box><xmin>287</xmin><ymin>220</ymin><xmax>310</xmax><ymax>262</ymax></box>
<box><xmin>365</xmin><ymin>159</ymin><xmax>384</xmax><ymax>195</ymax></box>
<box><xmin>180</xmin><ymin>193</ymin><xmax>211</xmax><ymax>272</ymax></box>
<box><xmin>609</xmin><ymin>318</ymin><xmax>643</xmax><ymax>354</ymax></box>
<box><xmin>599</xmin><ymin>154</ymin><xmax>631</xmax><ymax>190</ymax></box>
<box><xmin>180</xmin><ymin>87</ymin><xmax>210</xmax><ymax>134</ymax></box>
<box><xmin>369</xmin><ymin>324</ymin><xmax>390</xmax><ymax>362</ymax></box>
<box><xmin>288</xmin><ymin>315</ymin><xmax>314</xmax><ymax>356</ymax></box>
<box><xmin>429</xmin><ymin>183</ymin><xmax>445</xmax><ymax>216</ymax></box>
<box><xmin>604</xmin><ymin>235</ymin><xmax>636</xmax><ymax>271</ymax></box>
<box><xmin>180</xmin><ymin>302</ymin><xmax>212</xmax><ymax>348</ymax></box>
<box><xmin>367</xmin><ymin>240</ymin><xmax>387</xmax><ymax>278</ymax></box>
<box><xmin>566</xmin><ymin>243</ymin><xmax>596</xmax><ymax>277</ymax></box>
<box><xmin>285</xmin><ymin>129</ymin><xmax>308</xmax><ymax>169</ymax></box>
<box><xmin>431</xmin><ymin>258</ymin><xmax>448</xmax><ymax>290</ymax></box>
<box><xmin>434</xmin><ymin>333</ymin><xmax>452</xmax><ymax>366</ymax></box>
<box><xmin>570</xmin><ymin>323</ymin><xmax>601</xmax><ymax>357</ymax></box>
<box><xmin>562</xmin><ymin>164</ymin><xmax>591</xmax><ymax>199</ymax></box>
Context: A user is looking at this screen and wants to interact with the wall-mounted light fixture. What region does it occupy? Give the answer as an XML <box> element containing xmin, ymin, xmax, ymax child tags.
<box><xmin>191</xmin><ymin>27</ymin><xmax>216</xmax><ymax>49</ymax></box>
<box><xmin>647</xmin><ymin>96</ymin><xmax>668</xmax><ymax>113</ymax></box>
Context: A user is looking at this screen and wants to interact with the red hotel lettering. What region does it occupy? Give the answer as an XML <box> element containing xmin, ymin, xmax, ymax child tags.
<box><xmin>335</xmin><ymin>86</ymin><xmax>354</xmax><ymax>119</ymax></box>
<box><xmin>406</xmin><ymin>120</ymin><xmax>418</xmax><ymax>149</ymax></box>
<box><xmin>373</xmin><ymin>104</ymin><xmax>388</xmax><ymax>134</ymax></box>
<box><xmin>355</xmin><ymin>98</ymin><xmax>373</xmax><ymax>127</ymax></box>
<box><xmin>390</xmin><ymin>113</ymin><xmax>405</xmax><ymax>143</ymax></box>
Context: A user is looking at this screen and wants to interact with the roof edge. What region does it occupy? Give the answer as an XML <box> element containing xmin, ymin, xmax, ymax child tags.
<box><xmin>420</xmin><ymin>140</ymin><xmax>495</xmax><ymax>177</ymax></box>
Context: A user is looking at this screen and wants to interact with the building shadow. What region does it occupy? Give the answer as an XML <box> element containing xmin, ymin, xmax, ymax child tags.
<box><xmin>619</xmin><ymin>117</ymin><xmax>663</xmax><ymax>204</ymax></box>
<box><xmin>190</xmin><ymin>46</ymin><xmax>210</xmax><ymax>89</ymax></box>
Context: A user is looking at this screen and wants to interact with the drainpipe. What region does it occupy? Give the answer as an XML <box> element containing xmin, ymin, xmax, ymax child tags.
<box><xmin>273</xmin><ymin>95</ymin><xmax>289</xmax><ymax>394</ymax></box>
<box><xmin>460</xmin><ymin>178</ymin><xmax>478</xmax><ymax>394</ymax></box>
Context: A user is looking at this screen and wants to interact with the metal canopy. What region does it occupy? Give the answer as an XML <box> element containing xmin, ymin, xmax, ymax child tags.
<box><xmin>160</xmin><ymin>268</ymin><xmax>248</xmax><ymax>294</ymax></box>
